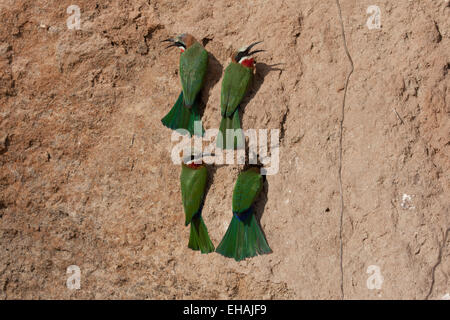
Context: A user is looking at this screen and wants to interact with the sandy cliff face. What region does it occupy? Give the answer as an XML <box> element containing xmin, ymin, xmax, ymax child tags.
<box><xmin>0</xmin><ymin>0</ymin><xmax>448</xmax><ymax>299</ymax></box>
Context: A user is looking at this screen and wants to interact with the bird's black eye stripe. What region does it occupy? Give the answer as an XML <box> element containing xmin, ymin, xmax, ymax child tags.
<box><xmin>235</xmin><ymin>51</ymin><xmax>246</xmax><ymax>62</ymax></box>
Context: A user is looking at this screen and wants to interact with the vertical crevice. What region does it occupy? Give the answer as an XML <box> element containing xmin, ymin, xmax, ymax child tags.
<box><xmin>335</xmin><ymin>0</ymin><xmax>354</xmax><ymax>300</ymax></box>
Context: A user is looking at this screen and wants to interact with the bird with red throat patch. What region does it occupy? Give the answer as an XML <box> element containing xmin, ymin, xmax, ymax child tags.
<box><xmin>216</xmin><ymin>41</ymin><xmax>264</xmax><ymax>149</ymax></box>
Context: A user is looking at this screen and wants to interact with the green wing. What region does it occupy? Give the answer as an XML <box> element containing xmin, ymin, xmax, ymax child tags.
<box><xmin>180</xmin><ymin>165</ymin><xmax>208</xmax><ymax>225</ymax></box>
<box><xmin>180</xmin><ymin>42</ymin><xmax>208</xmax><ymax>107</ymax></box>
<box><xmin>221</xmin><ymin>62</ymin><xmax>253</xmax><ymax>117</ymax></box>
<box><xmin>232</xmin><ymin>168</ymin><xmax>263</xmax><ymax>214</ymax></box>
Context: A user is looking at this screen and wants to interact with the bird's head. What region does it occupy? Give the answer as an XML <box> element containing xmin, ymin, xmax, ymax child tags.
<box><xmin>232</xmin><ymin>41</ymin><xmax>264</xmax><ymax>68</ymax></box>
<box><xmin>162</xmin><ymin>33</ymin><xmax>197</xmax><ymax>53</ymax></box>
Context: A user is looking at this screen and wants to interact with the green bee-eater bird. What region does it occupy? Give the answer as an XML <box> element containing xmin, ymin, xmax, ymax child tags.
<box><xmin>217</xmin><ymin>41</ymin><xmax>264</xmax><ymax>149</ymax></box>
<box><xmin>180</xmin><ymin>159</ymin><xmax>214</xmax><ymax>253</ymax></box>
<box><xmin>216</xmin><ymin>167</ymin><xmax>271</xmax><ymax>261</ymax></box>
<box><xmin>161</xmin><ymin>34</ymin><xmax>208</xmax><ymax>136</ymax></box>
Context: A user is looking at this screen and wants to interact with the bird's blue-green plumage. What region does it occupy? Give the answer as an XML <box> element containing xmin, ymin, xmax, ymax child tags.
<box><xmin>162</xmin><ymin>42</ymin><xmax>208</xmax><ymax>136</ymax></box>
<box><xmin>216</xmin><ymin>168</ymin><xmax>271</xmax><ymax>261</ymax></box>
<box><xmin>180</xmin><ymin>42</ymin><xmax>208</xmax><ymax>106</ymax></box>
<box><xmin>221</xmin><ymin>62</ymin><xmax>253</xmax><ymax>117</ymax></box>
<box><xmin>180</xmin><ymin>163</ymin><xmax>214</xmax><ymax>253</ymax></box>
<box><xmin>232</xmin><ymin>168</ymin><xmax>263</xmax><ymax>215</ymax></box>
<box><xmin>216</xmin><ymin>62</ymin><xmax>253</xmax><ymax>149</ymax></box>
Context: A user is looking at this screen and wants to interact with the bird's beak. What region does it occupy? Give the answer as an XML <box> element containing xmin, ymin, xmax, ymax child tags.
<box><xmin>248</xmin><ymin>49</ymin><xmax>265</xmax><ymax>56</ymax></box>
<box><xmin>245</xmin><ymin>41</ymin><xmax>263</xmax><ymax>54</ymax></box>
<box><xmin>162</xmin><ymin>38</ymin><xmax>177</xmax><ymax>49</ymax></box>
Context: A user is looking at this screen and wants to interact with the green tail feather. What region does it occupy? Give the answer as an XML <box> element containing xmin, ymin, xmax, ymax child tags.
<box><xmin>188</xmin><ymin>216</ymin><xmax>215</xmax><ymax>254</ymax></box>
<box><xmin>161</xmin><ymin>91</ymin><xmax>204</xmax><ymax>136</ymax></box>
<box><xmin>216</xmin><ymin>210</ymin><xmax>271</xmax><ymax>261</ymax></box>
<box><xmin>217</xmin><ymin>109</ymin><xmax>244</xmax><ymax>150</ymax></box>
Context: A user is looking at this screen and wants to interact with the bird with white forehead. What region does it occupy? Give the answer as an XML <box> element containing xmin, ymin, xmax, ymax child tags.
<box><xmin>179</xmin><ymin>153</ymin><xmax>214</xmax><ymax>253</ymax></box>
<box><xmin>161</xmin><ymin>33</ymin><xmax>208</xmax><ymax>136</ymax></box>
<box><xmin>216</xmin><ymin>41</ymin><xmax>264</xmax><ymax>150</ymax></box>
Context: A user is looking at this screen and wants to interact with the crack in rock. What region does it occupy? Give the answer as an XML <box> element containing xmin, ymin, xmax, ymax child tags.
<box><xmin>335</xmin><ymin>0</ymin><xmax>354</xmax><ymax>300</ymax></box>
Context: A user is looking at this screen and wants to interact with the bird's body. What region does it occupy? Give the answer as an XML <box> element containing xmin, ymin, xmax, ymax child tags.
<box><xmin>162</xmin><ymin>34</ymin><xmax>207</xmax><ymax>136</ymax></box>
<box><xmin>217</xmin><ymin>42</ymin><xmax>263</xmax><ymax>149</ymax></box>
<box><xmin>221</xmin><ymin>62</ymin><xmax>253</xmax><ymax>118</ymax></box>
<box><xmin>179</xmin><ymin>42</ymin><xmax>208</xmax><ymax>107</ymax></box>
<box><xmin>217</xmin><ymin>62</ymin><xmax>253</xmax><ymax>149</ymax></box>
<box><xmin>216</xmin><ymin>167</ymin><xmax>271</xmax><ymax>261</ymax></box>
<box><xmin>180</xmin><ymin>162</ymin><xmax>214</xmax><ymax>253</ymax></box>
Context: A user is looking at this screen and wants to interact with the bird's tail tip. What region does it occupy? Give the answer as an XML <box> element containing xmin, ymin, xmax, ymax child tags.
<box><xmin>161</xmin><ymin>91</ymin><xmax>204</xmax><ymax>136</ymax></box>
<box><xmin>188</xmin><ymin>216</ymin><xmax>215</xmax><ymax>254</ymax></box>
<box><xmin>216</xmin><ymin>210</ymin><xmax>271</xmax><ymax>261</ymax></box>
<box><xmin>217</xmin><ymin>110</ymin><xmax>243</xmax><ymax>150</ymax></box>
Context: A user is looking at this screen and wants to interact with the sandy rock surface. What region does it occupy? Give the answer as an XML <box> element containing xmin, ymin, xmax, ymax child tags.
<box><xmin>0</xmin><ymin>0</ymin><xmax>449</xmax><ymax>299</ymax></box>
